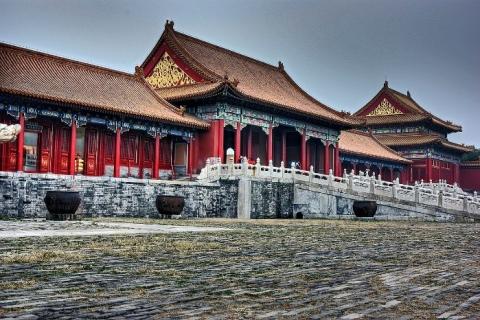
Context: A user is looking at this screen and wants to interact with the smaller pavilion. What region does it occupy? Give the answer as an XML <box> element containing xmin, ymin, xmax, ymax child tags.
<box><xmin>354</xmin><ymin>81</ymin><xmax>473</xmax><ymax>184</ymax></box>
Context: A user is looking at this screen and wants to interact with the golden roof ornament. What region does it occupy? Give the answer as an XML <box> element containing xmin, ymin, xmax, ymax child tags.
<box><xmin>367</xmin><ymin>98</ymin><xmax>403</xmax><ymax>117</ymax></box>
<box><xmin>145</xmin><ymin>52</ymin><xmax>196</xmax><ymax>88</ymax></box>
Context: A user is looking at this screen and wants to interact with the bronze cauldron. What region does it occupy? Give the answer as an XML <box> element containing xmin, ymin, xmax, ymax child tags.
<box><xmin>353</xmin><ymin>200</ymin><xmax>377</xmax><ymax>218</ymax></box>
<box><xmin>156</xmin><ymin>195</ymin><xmax>185</xmax><ymax>217</ymax></box>
<box><xmin>44</xmin><ymin>191</ymin><xmax>82</xmax><ymax>221</ymax></box>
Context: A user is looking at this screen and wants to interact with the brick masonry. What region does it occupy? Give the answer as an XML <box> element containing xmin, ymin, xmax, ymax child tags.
<box><xmin>0</xmin><ymin>172</ymin><xmax>238</xmax><ymax>219</ymax></box>
<box><xmin>250</xmin><ymin>180</ymin><xmax>293</xmax><ymax>219</ymax></box>
<box><xmin>0</xmin><ymin>172</ymin><xmax>478</xmax><ymax>222</ymax></box>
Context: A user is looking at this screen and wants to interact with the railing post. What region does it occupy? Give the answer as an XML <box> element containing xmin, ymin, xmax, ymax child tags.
<box><xmin>205</xmin><ymin>159</ymin><xmax>211</xmax><ymax>179</ymax></box>
<box><xmin>268</xmin><ymin>160</ymin><xmax>273</xmax><ymax>178</ymax></box>
<box><xmin>463</xmin><ymin>196</ymin><xmax>469</xmax><ymax>212</ymax></box>
<box><xmin>348</xmin><ymin>171</ymin><xmax>353</xmax><ymax>191</ymax></box>
<box><xmin>280</xmin><ymin>161</ymin><xmax>285</xmax><ymax>180</ymax></box>
<box><xmin>392</xmin><ymin>182</ymin><xmax>397</xmax><ymax>199</ymax></box>
<box><xmin>369</xmin><ymin>175</ymin><xmax>375</xmax><ymax>194</ymax></box>
<box><xmin>415</xmin><ymin>185</ymin><xmax>420</xmax><ymax>203</ymax></box>
<box><xmin>309</xmin><ymin>165</ymin><xmax>314</xmax><ymax>182</ymax></box>
<box><xmin>328</xmin><ymin>169</ymin><xmax>333</xmax><ymax>188</ymax></box>
<box><xmin>291</xmin><ymin>162</ymin><xmax>296</xmax><ymax>181</ymax></box>
<box><xmin>241</xmin><ymin>157</ymin><xmax>248</xmax><ymax>176</ymax></box>
<box><xmin>474</xmin><ymin>191</ymin><xmax>478</xmax><ymax>203</ymax></box>
<box><xmin>438</xmin><ymin>190</ymin><xmax>443</xmax><ymax>207</ymax></box>
<box><xmin>255</xmin><ymin>158</ymin><xmax>261</xmax><ymax>177</ymax></box>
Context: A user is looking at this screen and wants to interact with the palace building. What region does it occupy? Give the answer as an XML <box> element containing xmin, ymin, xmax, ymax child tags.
<box><xmin>0</xmin><ymin>21</ymin><xmax>478</xmax><ymax>190</ymax></box>
<box><xmin>353</xmin><ymin>81</ymin><xmax>474</xmax><ymax>185</ymax></box>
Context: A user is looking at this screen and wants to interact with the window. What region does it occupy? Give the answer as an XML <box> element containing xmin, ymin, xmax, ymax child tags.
<box><xmin>76</xmin><ymin>127</ymin><xmax>86</xmax><ymax>158</ymax></box>
<box><xmin>23</xmin><ymin>131</ymin><xmax>39</xmax><ymax>172</ymax></box>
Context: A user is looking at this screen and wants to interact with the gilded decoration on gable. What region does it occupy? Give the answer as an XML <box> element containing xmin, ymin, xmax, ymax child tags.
<box><xmin>146</xmin><ymin>52</ymin><xmax>196</xmax><ymax>88</ymax></box>
<box><xmin>367</xmin><ymin>98</ymin><xmax>403</xmax><ymax>116</ymax></box>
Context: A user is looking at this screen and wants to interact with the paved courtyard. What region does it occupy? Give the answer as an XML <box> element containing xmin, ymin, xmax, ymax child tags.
<box><xmin>0</xmin><ymin>218</ymin><xmax>479</xmax><ymax>319</ymax></box>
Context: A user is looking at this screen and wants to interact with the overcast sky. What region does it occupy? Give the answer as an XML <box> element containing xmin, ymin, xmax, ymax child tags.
<box><xmin>1</xmin><ymin>0</ymin><xmax>479</xmax><ymax>146</ymax></box>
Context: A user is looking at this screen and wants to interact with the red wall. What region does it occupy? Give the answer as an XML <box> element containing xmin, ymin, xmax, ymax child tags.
<box><xmin>460</xmin><ymin>166</ymin><xmax>480</xmax><ymax>191</ymax></box>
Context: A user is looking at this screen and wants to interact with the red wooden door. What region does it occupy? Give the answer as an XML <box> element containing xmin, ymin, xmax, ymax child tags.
<box><xmin>121</xmin><ymin>134</ymin><xmax>139</xmax><ymax>177</ymax></box>
<box><xmin>54</xmin><ymin>127</ymin><xmax>70</xmax><ymax>174</ymax></box>
<box><xmin>159</xmin><ymin>137</ymin><xmax>172</xmax><ymax>170</ymax></box>
<box><xmin>85</xmin><ymin>129</ymin><xmax>99</xmax><ymax>176</ymax></box>
<box><xmin>141</xmin><ymin>137</ymin><xmax>154</xmax><ymax>178</ymax></box>
<box><xmin>39</xmin><ymin>126</ymin><xmax>51</xmax><ymax>173</ymax></box>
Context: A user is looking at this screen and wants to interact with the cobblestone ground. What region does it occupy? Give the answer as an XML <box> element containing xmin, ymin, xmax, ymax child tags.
<box><xmin>1</xmin><ymin>218</ymin><xmax>479</xmax><ymax>319</ymax></box>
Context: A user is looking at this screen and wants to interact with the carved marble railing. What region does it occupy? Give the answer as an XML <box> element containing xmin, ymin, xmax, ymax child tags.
<box><xmin>198</xmin><ymin>158</ymin><xmax>480</xmax><ymax>215</ymax></box>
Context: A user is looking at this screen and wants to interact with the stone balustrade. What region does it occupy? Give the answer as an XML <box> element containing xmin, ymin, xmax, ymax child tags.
<box><xmin>198</xmin><ymin>158</ymin><xmax>480</xmax><ymax>215</ymax></box>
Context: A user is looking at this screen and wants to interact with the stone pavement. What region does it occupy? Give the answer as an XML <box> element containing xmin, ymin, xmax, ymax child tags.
<box><xmin>0</xmin><ymin>218</ymin><xmax>479</xmax><ymax>319</ymax></box>
<box><xmin>0</xmin><ymin>220</ymin><xmax>228</xmax><ymax>239</ymax></box>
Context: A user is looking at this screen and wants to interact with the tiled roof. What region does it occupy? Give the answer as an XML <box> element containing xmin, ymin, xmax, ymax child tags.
<box><xmin>461</xmin><ymin>158</ymin><xmax>480</xmax><ymax>167</ymax></box>
<box><xmin>354</xmin><ymin>82</ymin><xmax>461</xmax><ymax>132</ymax></box>
<box><xmin>0</xmin><ymin>42</ymin><xmax>209</xmax><ymax>129</ymax></box>
<box><xmin>339</xmin><ymin>130</ymin><xmax>411</xmax><ymax>164</ymax></box>
<box><xmin>143</xmin><ymin>22</ymin><xmax>354</xmax><ymax>127</ymax></box>
<box><xmin>363</xmin><ymin>113</ymin><xmax>427</xmax><ymax>126</ymax></box>
<box><xmin>375</xmin><ymin>133</ymin><xmax>474</xmax><ymax>153</ymax></box>
<box><xmin>156</xmin><ymin>82</ymin><xmax>224</xmax><ymax>101</ymax></box>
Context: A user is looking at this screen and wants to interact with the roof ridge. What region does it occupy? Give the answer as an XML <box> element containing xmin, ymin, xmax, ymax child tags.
<box><xmin>367</xmin><ymin>130</ymin><xmax>412</xmax><ymax>161</ymax></box>
<box><xmin>387</xmin><ymin>87</ymin><xmax>428</xmax><ymax>115</ymax></box>
<box><xmin>353</xmin><ymin>84</ymin><xmax>387</xmax><ymax>116</ymax></box>
<box><xmin>388</xmin><ymin>87</ymin><xmax>461</xmax><ymax>129</ymax></box>
<box><xmin>173</xmin><ymin>30</ymin><xmax>282</xmax><ymax>72</ymax></box>
<box><xmin>278</xmin><ymin>68</ymin><xmax>346</xmax><ymax>118</ymax></box>
<box><xmin>0</xmin><ymin>42</ymin><xmax>135</xmax><ymax>80</ymax></box>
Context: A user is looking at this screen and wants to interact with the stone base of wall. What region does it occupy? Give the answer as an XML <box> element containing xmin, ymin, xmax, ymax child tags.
<box><xmin>0</xmin><ymin>172</ymin><xmax>238</xmax><ymax>219</ymax></box>
<box><xmin>1</xmin><ymin>172</ymin><xmax>478</xmax><ymax>222</ymax></box>
<box><xmin>293</xmin><ymin>182</ymin><xmax>480</xmax><ymax>223</ymax></box>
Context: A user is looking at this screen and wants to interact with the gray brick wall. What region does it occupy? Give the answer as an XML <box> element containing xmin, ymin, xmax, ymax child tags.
<box><xmin>250</xmin><ymin>181</ymin><xmax>293</xmax><ymax>219</ymax></box>
<box><xmin>0</xmin><ymin>172</ymin><xmax>238</xmax><ymax>219</ymax></box>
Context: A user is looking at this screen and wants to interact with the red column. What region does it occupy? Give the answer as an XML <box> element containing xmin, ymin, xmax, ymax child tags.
<box><xmin>335</xmin><ymin>143</ymin><xmax>341</xmax><ymax>176</ymax></box>
<box><xmin>188</xmin><ymin>137</ymin><xmax>193</xmax><ymax>179</ymax></box>
<box><xmin>16</xmin><ymin>112</ymin><xmax>25</xmax><ymax>172</ymax></box>
<box><xmin>235</xmin><ymin>122</ymin><xmax>241</xmax><ymax>162</ymax></box>
<box><xmin>153</xmin><ymin>134</ymin><xmax>160</xmax><ymax>179</ymax></box>
<box><xmin>454</xmin><ymin>163</ymin><xmax>460</xmax><ymax>185</ymax></box>
<box><xmin>247</xmin><ymin>126</ymin><xmax>252</xmax><ymax>160</ymax></box>
<box><xmin>69</xmin><ymin>120</ymin><xmax>76</xmax><ymax>175</ymax></box>
<box><xmin>281</xmin><ymin>130</ymin><xmax>286</xmax><ymax>163</ymax></box>
<box><xmin>426</xmin><ymin>157</ymin><xmax>433</xmax><ymax>182</ymax></box>
<box><xmin>267</xmin><ymin>124</ymin><xmax>273</xmax><ymax>163</ymax></box>
<box><xmin>211</xmin><ymin>121</ymin><xmax>218</xmax><ymax>159</ymax></box>
<box><xmin>217</xmin><ymin>119</ymin><xmax>225</xmax><ymax>161</ymax></box>
<box><xmin>300</xmin><ymin>130</ymin><xmax>306</xmax><ymax>170</ymax></box>
<box><xmin>324</xmin><ymin>141</ymin><xmax>330</xmax><ymax>174</ymax></box>
<box><xmin>306</xmin><ymin>140</ymin><xmax>310</xmax><ymax>170</ymax></box>
<box><xmin>114</xmin><ymin>128</ymin><xmax>121</xmax><ymax>177</ymax></box>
